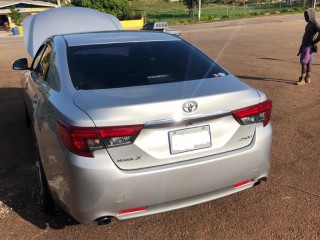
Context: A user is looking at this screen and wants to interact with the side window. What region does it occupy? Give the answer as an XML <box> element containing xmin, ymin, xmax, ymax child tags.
<box><xmin>31</xmin><ymin>43</ymin><xmax>60</xmax><ymax>91</ymax></box>
<box><xmin>31</xmin><ymin>45</ymin><xmax>46</xmax><ymax>72</ymax></box>
<box><xmin>38</xmin><ymin>45</ymin><xmax>52</xmax><ymax>81</ymax></box>
<box><xmin>46</xmin><ymin>51</ymin><xmax>61</xmax><ymax>91</ymax></box>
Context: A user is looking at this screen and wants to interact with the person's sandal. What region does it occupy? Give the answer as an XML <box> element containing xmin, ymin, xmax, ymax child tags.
<box><xmin>297</xmin><ymin>76</ymin><xmax>305</xmax><ymax>85</ymax></box>
<box><xmin>305</xmin><ymin>73</ymin><xmax>311</xmax><ymax>83</ymax></box>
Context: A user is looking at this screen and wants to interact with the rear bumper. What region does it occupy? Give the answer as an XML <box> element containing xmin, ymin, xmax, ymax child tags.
<box><xmin>56</xmin><ymin>124</ymin><xmax>272</xmax><ymax>224</ymax></box>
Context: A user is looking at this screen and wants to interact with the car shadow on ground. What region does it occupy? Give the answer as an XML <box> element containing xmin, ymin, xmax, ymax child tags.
<box><xmin>236</xmin><ymin>75</ymin><xmax>297</xmax><ymax>85</ymax></box>
<box><xmin>0</xmin><ymin>88</ymin><xmax>79</xmax><ymax>230</ymax></box>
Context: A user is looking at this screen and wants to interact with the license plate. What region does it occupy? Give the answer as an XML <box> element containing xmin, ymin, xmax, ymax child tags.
<box><xmin>169</xmin><ymin>126</ymin><xmax>212</xmax><ymax>154</ymax></box>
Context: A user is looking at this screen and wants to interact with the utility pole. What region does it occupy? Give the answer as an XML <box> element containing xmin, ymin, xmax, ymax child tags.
<box><xmin>198</xmin><ymin>0</ymin><xmax>201</xmax><ymax>21</ymax></box>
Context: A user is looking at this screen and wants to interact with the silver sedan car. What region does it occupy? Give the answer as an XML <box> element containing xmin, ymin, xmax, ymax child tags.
<box><xmin>12</xmin><ymin>7</ymin><xmax>272</xmax><ymax>225</ymax></box>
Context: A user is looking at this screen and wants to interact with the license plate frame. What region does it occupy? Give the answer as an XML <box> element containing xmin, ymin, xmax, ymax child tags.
<box><xmin>169</xmin><ymin>125</ymin><xmax>212</xmax><ymax>154</ymax></box>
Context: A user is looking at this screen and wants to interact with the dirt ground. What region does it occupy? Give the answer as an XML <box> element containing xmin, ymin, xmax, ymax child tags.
<box><xmin>1</xmin><ymin>14</ymin><xmax>320</xmax><ymax>239</ymax></box>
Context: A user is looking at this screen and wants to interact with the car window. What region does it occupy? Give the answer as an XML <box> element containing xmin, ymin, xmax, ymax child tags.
<box><xmin>31</xmin><ymin>43</ymin><xmax>60</xmax><ymax>91</ymax></box>
<box><xmin>31</xmin><ymin>45</ymin><xmax>46</xmax><ymax>72</ymax></box>
<box><xmin>67</xmin><ymin>40</ymin><xmax>228</xmax><ymax>90</ymax></box>
<box><xmin>45</xmin><ymin>47</ymin><xmax>61</xmax><ymax>91</ymax></box>
<box><xmin>146</xmin><ymin>23</ymin><xmax>154</xmax><ymax>30</ymax></box>
<box><xmin>38</xmin><ymin>45</ymin><xmax>52</xmax><ymax>81</ymax></box>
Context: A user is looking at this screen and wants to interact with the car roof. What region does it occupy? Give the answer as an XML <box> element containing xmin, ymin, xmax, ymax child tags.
<box><xmin>23</xmin><ymin>7</ymin><xmax>122</xmax><ymax>57</ymax></box>
<box><xmin>62</xmin><ymin>31</ymin><xmax>181</xmax><ymax>47</ymax></box>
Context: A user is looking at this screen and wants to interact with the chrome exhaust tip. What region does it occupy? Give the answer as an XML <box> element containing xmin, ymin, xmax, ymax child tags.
<box><xmin>253</xmin><ymin>177</ymin><xmax>267</xmax><ymax>187</ymax></box>
<box><xmin>96</xmin><ymin>216</ymin><xmax>112</xmax><ymax>226</ymax></box>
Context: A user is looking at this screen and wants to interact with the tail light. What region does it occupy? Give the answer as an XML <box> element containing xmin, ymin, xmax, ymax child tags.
<box><xmin>56</xmin><ymin>120</ymin><xmax>143</xmax><ymax>158</ymax></box>
<box><xmin>98</xmin><ymin>125</ymin><xmax>143</xmax><ymax>147</ymax></box>
<box><xmin>232</xmin><ymin>100</ymin><xmax>272</xmax><ymax>127</ymax></box>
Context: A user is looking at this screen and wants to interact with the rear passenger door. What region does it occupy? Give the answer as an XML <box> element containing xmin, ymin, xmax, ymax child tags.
<box><xmin>28</xmin><ymin>42</ymin><xmax>54</xmax><ymax>158</ymax></box>
<box><xmin>30</xmin><ymin>40</ymin><xmax>63</xmax><ymax>182</ymax></box>
<box><xmin>23</xmin><ymin>45</ymin><xmax>46</xmax><ymax>127</ymax></box>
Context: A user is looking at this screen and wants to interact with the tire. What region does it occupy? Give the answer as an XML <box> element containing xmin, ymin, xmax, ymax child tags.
<box><xmin>36</xmin><ymin>159</ymin><xmax>58</xmax><ymax>214</ymax></box>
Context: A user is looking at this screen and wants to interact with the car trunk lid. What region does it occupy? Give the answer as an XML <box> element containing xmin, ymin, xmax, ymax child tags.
<box><xmin>73</xmin><ymin>76</ymin><xmax>261</xmax><ymax>170</ymax></box>
<box><xmin>23</xmin><ymin>7</ymin><xmax>122</xmax><ymax>57</ymax></box>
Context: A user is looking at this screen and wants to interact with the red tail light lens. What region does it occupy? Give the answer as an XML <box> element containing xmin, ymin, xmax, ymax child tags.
<box><xmin>56</xmin><ymin>121</ymin><xmax>144</xmax><ymax>157</ymax></box>
<box><xmin>232</xmin><ymin>100</ymin><xmax>272</xmax><ymax>127</ymax></box>
<box><xmin>56</xmin><ymin>120</ymin><xmax>103</xmax><ymax>158</ymax></box>
<box><xmin>260</xmin><ymin>100</ymin><xmax>272</xmax><ymax>126</ymax></box>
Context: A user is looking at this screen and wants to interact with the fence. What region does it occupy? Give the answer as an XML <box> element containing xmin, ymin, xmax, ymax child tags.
<box><xmin>143</xmin><ymin>0</ymin><xmax>315</xmax><ymax>23</ymax></box>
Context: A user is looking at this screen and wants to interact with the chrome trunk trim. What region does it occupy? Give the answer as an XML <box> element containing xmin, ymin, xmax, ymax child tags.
<box><xmin>144</xmin><ymin>111</ymin><xmax>232</xmax><ymax>128</ymax></box>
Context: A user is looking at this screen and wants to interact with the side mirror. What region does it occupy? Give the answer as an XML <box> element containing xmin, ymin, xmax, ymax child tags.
<box><xmin>12</xmin><ymin>58</ymin><xmax>29</xmax><ymax>70</ymax></box>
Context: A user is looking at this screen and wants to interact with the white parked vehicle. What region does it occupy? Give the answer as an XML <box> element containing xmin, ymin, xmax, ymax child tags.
<box><xmin>142</xmin><ymin>22</ymin><xmax>181</xmax><ymax>36</ymax></box>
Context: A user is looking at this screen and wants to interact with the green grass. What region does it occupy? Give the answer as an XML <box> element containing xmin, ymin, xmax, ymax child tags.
<box><xmin>131</xmin><ymin>1</ymin><xmax>315</xmax><ymax>24</ymax></box>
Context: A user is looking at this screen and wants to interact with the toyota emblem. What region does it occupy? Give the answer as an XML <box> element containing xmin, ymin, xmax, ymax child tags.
<box><xmin>182</xmin><ymin>101</ymin><xmax>198</xmax><ymax>113</ymax></box>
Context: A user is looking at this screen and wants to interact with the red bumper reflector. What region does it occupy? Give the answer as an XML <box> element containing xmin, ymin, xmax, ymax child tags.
<box><xmin>118</xmin><ymin>206</ymin><xmax>148</xmax><ymax>215</ymax></box>
<box><xmin>233</xmin><ymin>180</ymin><xmax>252</xmax><ymax>188</ymax></box>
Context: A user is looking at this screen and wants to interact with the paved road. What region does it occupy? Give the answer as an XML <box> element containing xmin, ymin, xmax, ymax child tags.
<box><xmin>1</xmin><ymin>14</ymin><xmax>320</xmax><ymax>239</ymax></box>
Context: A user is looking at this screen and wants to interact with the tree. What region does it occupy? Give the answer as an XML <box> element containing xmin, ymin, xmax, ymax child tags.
<box><xmin>9</xmin><ymin>7</ymin><xmax>23</xmax><ymax>26</ymax></box>
<box><xmin>71</xmin><ymin>0</ymin><xmax>132</xmax><ymax>20</ymax></box>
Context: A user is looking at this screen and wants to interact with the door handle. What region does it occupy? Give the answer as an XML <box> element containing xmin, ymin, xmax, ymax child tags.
<box><xmin>24</xmin><ymin>82</ymin><xmax>28</xmax><ymax>91</ymax></box>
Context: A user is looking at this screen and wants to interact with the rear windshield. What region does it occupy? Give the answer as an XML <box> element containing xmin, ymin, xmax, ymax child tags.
<box><xmin>67</xmin><ymin>40</ymin><xmax>228</xmax><ymax>90</ymax></box>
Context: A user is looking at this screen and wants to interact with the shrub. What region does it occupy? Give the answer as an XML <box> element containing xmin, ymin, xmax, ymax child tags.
<box><xmin>270</xmin><ymin>10</ymin><xmax>280</xmax><ymax>14</ymax></box>
<box><xmin>9</xmin><ymin>7</ymin><xmax>23</xmax><ymax>26</ymax></box>
<box><xmin>71</xmin><ymin>0</ymin><xmax>133</xmax><ymax>20</ymax></box>
<box><xmin>248</xmin><ymin>10</ymin><xmax>259</xmax><ymax>16</ymax></box>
